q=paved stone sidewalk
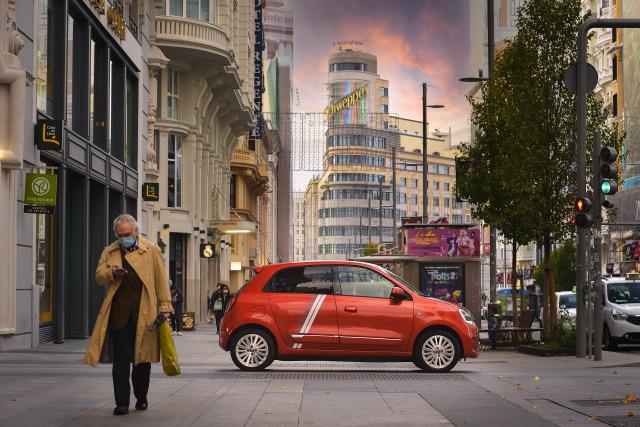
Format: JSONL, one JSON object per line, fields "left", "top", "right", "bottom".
{"left": 0, "top": 324, "right": 639, "bottom": 426}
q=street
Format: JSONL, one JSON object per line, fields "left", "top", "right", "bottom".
{"left": 1, "top": 324, "right": 639, "bottom": 427}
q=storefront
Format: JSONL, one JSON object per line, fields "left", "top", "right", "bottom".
{"left": 35, "top": 0, "right": 143, "bottom": 342}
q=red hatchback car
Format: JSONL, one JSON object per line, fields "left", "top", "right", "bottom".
{"left": 219, "top": 261, "right": 479, "bottom": 372}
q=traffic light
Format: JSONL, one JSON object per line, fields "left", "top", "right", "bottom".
{"left": 600, "top": 147, "right": 618, "bottom": 196}
{"left": 575, "top": 196, "right": 592, "bottom": 228}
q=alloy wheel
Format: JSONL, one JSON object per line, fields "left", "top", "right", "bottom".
{"left": 421, "top": 334, "right": 456, "bottom": 370}
{"left": 235, "top": 333, "right": 269, "bottom": 368}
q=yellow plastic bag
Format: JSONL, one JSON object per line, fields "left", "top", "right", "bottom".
{"left": 159, "top": 321, "right": 181, "bottom": 376}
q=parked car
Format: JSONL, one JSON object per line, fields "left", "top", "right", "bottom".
{"left": 219, "top": 261, "right": 479, "bottom": 372}
{"left": 540, "top": 291, "right": 577, "bottom": 329}
{"left": 603, "top": 275, "right": 640, "bottom": 350}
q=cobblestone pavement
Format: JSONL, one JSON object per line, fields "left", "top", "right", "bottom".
{"left": 1, "top": 324, "right": 639, "bottom": 427}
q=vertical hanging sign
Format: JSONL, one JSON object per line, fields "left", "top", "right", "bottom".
{"left": 251, "top": 0, "right": 264, "bottom": 139}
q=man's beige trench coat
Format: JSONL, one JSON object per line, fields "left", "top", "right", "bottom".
{"left": 84, "top": 237, "right": 172, "bottom": 367}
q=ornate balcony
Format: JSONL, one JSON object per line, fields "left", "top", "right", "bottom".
{"left": 154, "top": 15, "right": 232, "bottom": 64}
{"left": 231, "top": 148, "right": 257, "bottom": 170}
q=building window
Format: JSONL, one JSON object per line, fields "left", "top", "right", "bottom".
{"left": 381, "top": 87, "right": 388, "bottom": 97}
{"left": 168, "top": 134, "right": 183, "bottom": 208}
{"left": 444, "top": 182, "right": 450, "bottom": 192}
{"left": 167, "top": 0, "right": 214, "bottom": 22}
{"left": 36, "top": 0, "right": 61, "bottom": 116}
{"left": 167, "top": 68, "right": 180, "bottom": 120}
{"left": 383, "top": 121, "right": 389, "bottom": 129}
{"left": 433, "top": 181, "right": 440, "bottom": 190}
{"left": 230, "top": 174, "right": 237, "bottom": 209}
{"left": 613, "top": 55, "right": 617, "bottom": 81}
{"left": 65, "top": 15, "right": 75, "bottom": 129}
{"left": 613, "top": 93, "right": 618, "bottom": 117}
{"left": 381, "top": 104, "right": 389, "bottom": 113}
{"left": 400, "top": 177, "right": 407, "bottom": 187}
{"left": 125, "top": 72, "right": 138, "bottom": 167}
{"left": 412, "top": 195, "right": 418, "bottom": 205}
{"left": 411, "top": 179, "right": 418, "bottom": 188}
{"left": 433, "top": 197, "right": 440, "bottom": 207}
{"left": 465, "top": 215, "right": 471, "bottom": 223}
{"left": 329, "top": 62, "right": 367, "bottom": 72}
{"left": 444, "top": 198, "right": 450, "bottom": 208}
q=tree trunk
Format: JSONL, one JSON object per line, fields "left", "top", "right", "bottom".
{"left": 543, "top": 235, "right": 551, "bottom": 339}
{"left": 511, "top": 239, "right": 518, "bottom": 327}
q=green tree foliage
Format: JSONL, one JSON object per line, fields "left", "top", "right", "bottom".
{"left": 533, "top": 240, "right": 576, "bottom": 292}
{"left": 361, "top": 243, "right": 378, "bottom": 256}
{"left": 456, "top": 0, "right": 619, "bottom": 335}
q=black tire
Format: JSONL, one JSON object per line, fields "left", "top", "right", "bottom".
{"left": 230, "top": 328, "right": 275, "bottom": 371}
{"left": 412, "top": 329, "right": 460, "bottom": 373}
{"left": 603, "top": 325, "right": 618, "bottom": 351}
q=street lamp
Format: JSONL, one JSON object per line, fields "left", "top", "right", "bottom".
{"left": 422, "top": 83, "right": 445, "bottom": 225}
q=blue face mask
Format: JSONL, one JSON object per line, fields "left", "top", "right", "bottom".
{"left": 118, "top": 236, "right": 136, "bottom": 249}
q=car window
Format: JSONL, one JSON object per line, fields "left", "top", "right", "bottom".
{"left": 607, "top": 282, "right": 640, "bottom": 304}
{"left": 337, "top": 266, "right": 395, "bottom": 299}
{"left": 558, "top": 294, "right": 576, "bottom": 309}
{"left": 263, "top": 266, "right": 334, "bottom": 294}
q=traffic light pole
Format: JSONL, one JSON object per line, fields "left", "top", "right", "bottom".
{"left": 577, "top": 18, "right": 640, "bottom": 359}
{"left": 488, "top": 0, "right": 497, "bottom": 304}
{"left": 592, "top": 132, "right": 603, "bottom": 361}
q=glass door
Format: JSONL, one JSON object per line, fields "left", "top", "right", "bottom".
{"left": 37, "top": 213, "right": 55, "bottom": 324}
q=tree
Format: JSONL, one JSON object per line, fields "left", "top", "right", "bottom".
{"left": 534, "top": 240, "right": 576, "bottom": 292}
{"left": 361, "top": 243, "right": 378, "bottom": 256}
{"left": 457, "top": 0, "right": 619, "bottom": 336}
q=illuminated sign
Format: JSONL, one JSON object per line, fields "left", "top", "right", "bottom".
{"left": 35, "top": 119, "right": 63, "bottom": 151}
{"left": 142, "top": 183, "right": 159, "bottom": 201}
{"left": 324, "top": 85, "right": 368, "bottom": 118}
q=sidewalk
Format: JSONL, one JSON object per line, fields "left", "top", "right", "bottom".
{"left": 0, "top": 323, "right": 638, "bottom": 426}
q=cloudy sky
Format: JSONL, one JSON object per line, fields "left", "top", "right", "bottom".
{"left": 289, "top": 0, "right": 473, "bottom": 142}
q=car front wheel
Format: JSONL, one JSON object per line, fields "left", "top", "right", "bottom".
{"left": 230, "top": 328, "right": 275, "bottom": 371}
{"left": 413, "top": 329, "right": 460, "bottom": 373}
{"left": 603, "top": 325, "right": 618, "bottom": 351}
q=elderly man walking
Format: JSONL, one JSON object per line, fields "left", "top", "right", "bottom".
{"left": 84, "top": 214, "right": 172, "bottom": 415}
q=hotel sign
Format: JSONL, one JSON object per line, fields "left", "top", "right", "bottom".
{"left": 325, "top": 85, "right": 368, "bottom": 118}
{"left": 34, "top": 119, "right": 63, "bottom": 151}
{"left": 250, "top": 0, "right": 264, "bottom": 139}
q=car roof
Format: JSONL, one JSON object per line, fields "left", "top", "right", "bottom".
{"left": 604, "top": 277, "right": 640, "bottom": 283}
{"left": 263, "top": 260, "right": 386, "bottom": 271}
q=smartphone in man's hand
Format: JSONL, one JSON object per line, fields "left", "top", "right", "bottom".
{"left": 113, "top": 265, "right": 128, "bottom": 277}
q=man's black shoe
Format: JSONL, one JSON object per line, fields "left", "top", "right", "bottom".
{"left": 135, "top": 400, "right": 148, "bottom": 411}
{"left": 113, "top": 406, "right": 129, "bottom": 415}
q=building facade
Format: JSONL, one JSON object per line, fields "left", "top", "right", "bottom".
{"left": 292, "top": 192, "right": 305, "bottom": 261}
{"left": 264, "top": 0, "right": 293, "bottom": 262}
{"left": 311, "top": 48, "right": 473, "bottom": 260}
{"left": 147, "top": 0, "right": 259, "bottom": 316}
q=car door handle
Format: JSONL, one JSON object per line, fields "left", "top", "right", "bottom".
{"left": 344, "top": 306, "right": 357, "bottom": 313}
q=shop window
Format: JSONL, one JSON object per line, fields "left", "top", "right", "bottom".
{"left": 36, "top": 213, "right": 55, "bottom": 324}
{"left": 168, "top": 134, "right": 183, "bottom": 208}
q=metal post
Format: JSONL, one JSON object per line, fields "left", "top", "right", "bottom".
{"left": 422, "top": 83, "right": 428, "bottom": 224}
{"left": 593, "top": 131, "right": 603, "bottom": 361}
{"left": 488, "top": 0, "right": 497, "bottom": 304}
{"left": 392, "top": 146, "right": 397, "bottom": 248}
{"left": 379, "top": 177, "right": 383, "bottom": 244}
{"left": 575, "top": 19, "right": 640, "bottom": 358}
{"left": 368, "top": 194, "right": 372, "bottom": 244}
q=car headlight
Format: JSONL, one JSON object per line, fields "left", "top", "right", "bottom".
{"left": 459, "top": 308, "right": 475, "bottom": 324}
{"left": 612, "top": 310, "right": 628, "bottom": 321}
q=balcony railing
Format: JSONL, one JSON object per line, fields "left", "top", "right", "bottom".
{"left": 154, "top": 15, "right": 230, "bottom": 57}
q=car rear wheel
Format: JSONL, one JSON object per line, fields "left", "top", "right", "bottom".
{"left": 603, "top": 325, "right": 618, "bottom": 351}
{"left": 413, "top": 329, "right": 460, "bottom": 373}
{"left": 230, "top": 328, "right": 275, "bottom": 371}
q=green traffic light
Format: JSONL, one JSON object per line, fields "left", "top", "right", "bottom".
{"left": 601, "top": 181, "right": 611, "bottom": 194}
{"left": 601, "top": 179, "right": 618, "bottom": 195}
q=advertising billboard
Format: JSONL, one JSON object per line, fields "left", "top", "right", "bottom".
{"left": 406, "top": 227, "right": 480, "bottom": 257}
{"left": 421, "top": 263, "right": 465, "bottom": 306}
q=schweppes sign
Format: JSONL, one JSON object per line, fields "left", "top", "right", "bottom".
{"left": 324, "top": 85, "right": 368, "bottom": 118}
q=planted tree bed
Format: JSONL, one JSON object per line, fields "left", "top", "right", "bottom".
{"left": 518, "top": 345, "right": 576, "bottom": 357}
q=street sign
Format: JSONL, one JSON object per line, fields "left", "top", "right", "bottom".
{"left": 34, "top": 119, "right": 64, "bottom": 151}
{"left": 563, "top": 62, "right": 598, "bottom": 93}
{"left": 142, "top": 183, "right": 159, "bottom": 201}
{"left": 24, "top": 173, "right": 58, "bottom": 214}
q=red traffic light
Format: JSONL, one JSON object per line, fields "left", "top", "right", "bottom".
{"left": 575, "top": 197, "right": 591, "bottom": 212}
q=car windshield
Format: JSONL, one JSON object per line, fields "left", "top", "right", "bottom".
{"left": 607, "top": 281, "right": 640, "bottom": 304}
{"left": 558, "top": 294, "right": 576, "bottom": 309}
{"left": 374, "top": 266, "right": 425, "bottom": 297}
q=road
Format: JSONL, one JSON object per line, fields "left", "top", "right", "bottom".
{"left": 0, "top": 324, "right": 639, "bottom": 427}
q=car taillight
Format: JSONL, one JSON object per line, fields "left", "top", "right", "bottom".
{"left": 225, "top": 294, "right": 238, "bottom": 313}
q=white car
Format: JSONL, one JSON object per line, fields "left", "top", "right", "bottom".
{"left": 603, "top": 276, "right": 640, "bottom": 350}
{"left": 540, "top": 291, "right": 576, "bottom": 328}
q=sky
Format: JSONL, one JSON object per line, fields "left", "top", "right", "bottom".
{"left": 288, "top": 0, "right": 473, "bottom": 143}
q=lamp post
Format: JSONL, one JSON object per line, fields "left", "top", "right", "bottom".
{"left": 422, "top": 83, "right": 444, "bottom": 224}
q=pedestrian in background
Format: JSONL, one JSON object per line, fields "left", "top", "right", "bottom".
{"left": 84, "top": 214, "right": 172, "bottom": 416}
{"left": 210, "top": 283, "right": 231, "bottom": 334}
{"left": 170, "top": 285, "right": 184, "bottom": 336}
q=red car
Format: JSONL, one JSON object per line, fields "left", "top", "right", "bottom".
{"left": 219, "top": 261, "right": 479, "bottom": 372}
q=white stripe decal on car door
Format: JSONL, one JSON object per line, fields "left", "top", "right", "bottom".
{"left": 294, "top": 294, "right": 326, "bottom": 349}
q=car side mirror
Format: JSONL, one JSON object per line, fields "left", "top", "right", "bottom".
{"left": 390, "top": 287, "right": 405, "bottom": 300}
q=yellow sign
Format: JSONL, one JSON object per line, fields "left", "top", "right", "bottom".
{"left": 324, "top": 85, "right": 368, "bottom": 118}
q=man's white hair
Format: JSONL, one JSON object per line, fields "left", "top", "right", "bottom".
{"left": 113, "top": 214, "right": 139, "bottom": 234}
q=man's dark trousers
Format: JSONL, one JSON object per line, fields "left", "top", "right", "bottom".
{"left": 111, "top": 319, "right": 150, "bottom": 407}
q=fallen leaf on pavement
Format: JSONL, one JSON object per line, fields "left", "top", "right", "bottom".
{"left": 265, "top": 411, "right": 272, "bottom": 415}
{"left": 627, "top": 395, "right": 637, "bottom": 402}
{"left": 533, "top": 405, "right": 538, "bottom": 409}
{"left": 596, "top": 379, "right": 604, "bottom": 383}
{"left": 628, "top": 411, "right": 634, "bottom": 417}
{"left": 533, "top": 376, "right": 540, "bottom": 381}
{"left": 517, "top": 386, "right": 525, "bottom": 391}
